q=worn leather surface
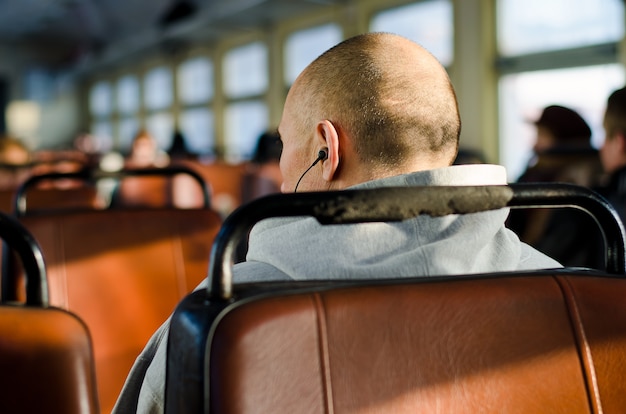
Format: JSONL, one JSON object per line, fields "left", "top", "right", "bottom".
{"left": 560, "top": 276, "right": 626, "bottom": 413}
{"left": 0, "top": 306, "right": 99, "bottom": 414}
{"left": 209, "top": 274, "right": 626, "bottom": 413}
{"left": 20, "top": 207, "right": 221, "bottom": 413}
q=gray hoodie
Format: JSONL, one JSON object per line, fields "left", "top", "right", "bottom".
{"left": 236, "top": 164, "right": 561, "bottom": 282}
{"left": 113, "top": 164, "right": 561, "bottom": 414}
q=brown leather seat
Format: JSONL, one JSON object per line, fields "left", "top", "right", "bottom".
{"left": 0, "top": 188, "right": 15, "bottom": 213}
{"left": 165, "top": 183, "right": 626, "bottom": 413}
{"left": 0, "top": 306, "right": 99, "bottom": 414}
{"left": 17, "top": 185, "right": 104, "bottom": 212}
{"left": 113, "top": 174, "right": 208, "bottom": 209}
{"left": 564, "top": 275, "right": 626, "bottom": 412}
{"left": 205, "top": 272, "right": 626, "bottom": 414}
{"left": 10, "top": 165, "right": 212, "bottom": 214}
{"left": 176, "top": 160, "right": 247, "bottom": 216}
{"left": 15, "top": 207, "right": 221, "bottom": 413}
{"left": 0, "top": 209, "right": 98, "bottom": 414}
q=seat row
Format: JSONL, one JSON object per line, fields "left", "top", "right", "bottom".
{"left": 0, "top": 165, "right": 231, "bottom": 413}
{"left": 166, "top": 183, "right": 626, "bottom": 413}
{"left": 2, "top": 183, "right": 626, "bottom": 413}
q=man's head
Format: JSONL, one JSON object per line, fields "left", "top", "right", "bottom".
{"left": 601, "top": 86, "right": 626, "bottom": 174}
{"left": 278, "top": 32, "right": 460, "bottom": 192}
{"left": 531, "top": 105, "right": 592, "bottom": 153}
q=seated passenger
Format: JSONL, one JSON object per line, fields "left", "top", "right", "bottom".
{"left": 0, "top": 135, "right": 31, "bottom": 190}
{"left": 241, "top": 129, "right": 283, "bottom": 204}
{"left": 507, "top": 105, "right": 605, "bottom": 268}
{"left": 113, "top": 32, "right": 561, "bottom": 414}
{"left": 598, "top": 86, "right": 626, "bottom": 221}
{"left": 0, "top": 135, "right": 30, "bottom": 166}
{"left": 126, "top": 129, "right": 169, "bottom": 168}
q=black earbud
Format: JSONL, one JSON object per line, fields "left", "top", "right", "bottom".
{"left": 294, "top": 148, "right": 329, "bottom": 192}
{"left": 318, "top": 148, "right": 328, "bottom": 161}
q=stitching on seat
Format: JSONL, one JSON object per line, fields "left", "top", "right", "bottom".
{"left": 555, "top": 275, "right": 603, "bottom": 414}
{"left": 313, "top": 292, "right": 334, "bottom": 414}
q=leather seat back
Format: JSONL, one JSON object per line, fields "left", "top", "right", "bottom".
{"left": 0, "top": 306, "right": 99, "bottom": 414}
{"left": 166, "top": 183, "right": 626, "bottom": 413}
{"left": 207, "top": 274, "right": 609, "bottom": 414}
{"left": 16, "top": 207, "right": 221, "bottom": 413}
{"left": 0, "top": 210, "right": 98, "bottom": 414}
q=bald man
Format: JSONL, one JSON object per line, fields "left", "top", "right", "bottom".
{"left": 113, "top": 33, "right": 561, "bottom": 414}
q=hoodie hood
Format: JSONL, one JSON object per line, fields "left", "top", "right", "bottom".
{"left": 237, "top": 164, "right": 561, "bottom": 282}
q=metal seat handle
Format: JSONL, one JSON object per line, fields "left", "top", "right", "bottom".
{"left": 0, "top": 212, "right": 47, "bottom": 306}
{"left": 207, "top": 183, "right": 626, "bottom": 301}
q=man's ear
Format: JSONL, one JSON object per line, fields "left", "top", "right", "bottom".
{"left": 316, "top": 120, "right": 340, "bottom": 182}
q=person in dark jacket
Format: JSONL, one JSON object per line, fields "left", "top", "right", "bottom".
{"left": 599, "top": 86, "right": 626, "bottom": 222}
{"left": 507, "top": 105, "right": 605, "bottom": 268}
{"left": 516, "top": 105, "right": 604, "bottom": 187}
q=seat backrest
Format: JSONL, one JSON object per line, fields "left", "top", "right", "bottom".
{"left": 17, "top": 185, "right": 103, "bottom": 213}
{"left": 176, "top": 160, "right": 246, "bottom": 216}
{"left": 204, "top": 272, "right": 626, "bottom": 414}
{"left": 0, "top": 210, "right": 98, "bottom": 414}
{"left": 14, "top": 207, "right": 221, "bottom": 413}
{"left": 0, "top": 189, "right": 15, "bottom": 213}
{"left": 111, "top": 166, "right": 211, "bottom": 210}
{"left": 0, "top": 306, "right": 100, "bottom": 414}
{"left": 165, "top": 183, "right": 626, "bottom": 413}
{"left": 13, "top": 165, "right": 212, "bottom": 214}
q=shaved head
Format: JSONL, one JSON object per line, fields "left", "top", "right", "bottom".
{"left": 290, "top": 32, "right": 460, "bottom": 173}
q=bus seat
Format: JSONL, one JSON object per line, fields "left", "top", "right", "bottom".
{"left": 176, "top": 160, "right": 247, "bottom": 216}
{"left": 111, "top": 166, "right": 211, "bottom": 210}
{"left": 13, "top": 165, "right": 212, "bottom": 214}
{"left": 11, "top": 207, "right": 221, "bottom": 413}
{"left": 113, "top": 175, "right": 172, "bottom": 208}
{"left": 165, "top": 183, "right": 626, "bottom": 413}
{"left": 0, "top": 306, "right": 100, "bottom": 414}
{"left": 17, "top": 185, "right": 104, "bottom": 213}
{"left": 0, "top": 211, "right": 98, "bottom": 414}
{"left": 563, "top": 275, "right": 626, "bottom": 412}
{"left": 0, "top": 189, "right": 14, "bottom": 213}
{"left": 12, "top": 169, "right": 108, "bottom": 215}
{"left": 202, "top": 272, "right": 626, "bottom": 413}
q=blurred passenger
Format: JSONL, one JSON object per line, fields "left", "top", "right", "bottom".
{"left": 516, "top": 105, "right": 604, "bottom": 186}
{"left": 167, "top": 130, "right": 196, "bottom": 162}
{"left": 236, "top": 129, "right": 283, "bottom": 261}
{"left": 598, "top": 86, "right": 626, "bottom": 221}
{"left": 126, "top": 129, "right": 169, "bottom": 168}
{"left": 241, "top": 129, "right": 283, "bottom": 203}
{"left": 0, "top": 135, "right": 31, "bottom": 190}
{"left": 0, "top": 135, "right": 30, "bottom": 166}
{"left": 507, "top": 105, "right": 604, "bottom": 268}
{"left": 114, "top": 129, "right": 172, "bottom": 208}
{"left": 74, "top": 131, "right": 104, "bottom": 168}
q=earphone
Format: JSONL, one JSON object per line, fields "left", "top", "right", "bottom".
{"left": 294, "top": 148, "right": 329, "bottom": 192}
{"left": 317, "top": 148, "right": 328, "bottom": 162}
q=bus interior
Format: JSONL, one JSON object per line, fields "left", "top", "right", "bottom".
{"left": 0, "top": 0, "right": 625, "bottom": 413}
